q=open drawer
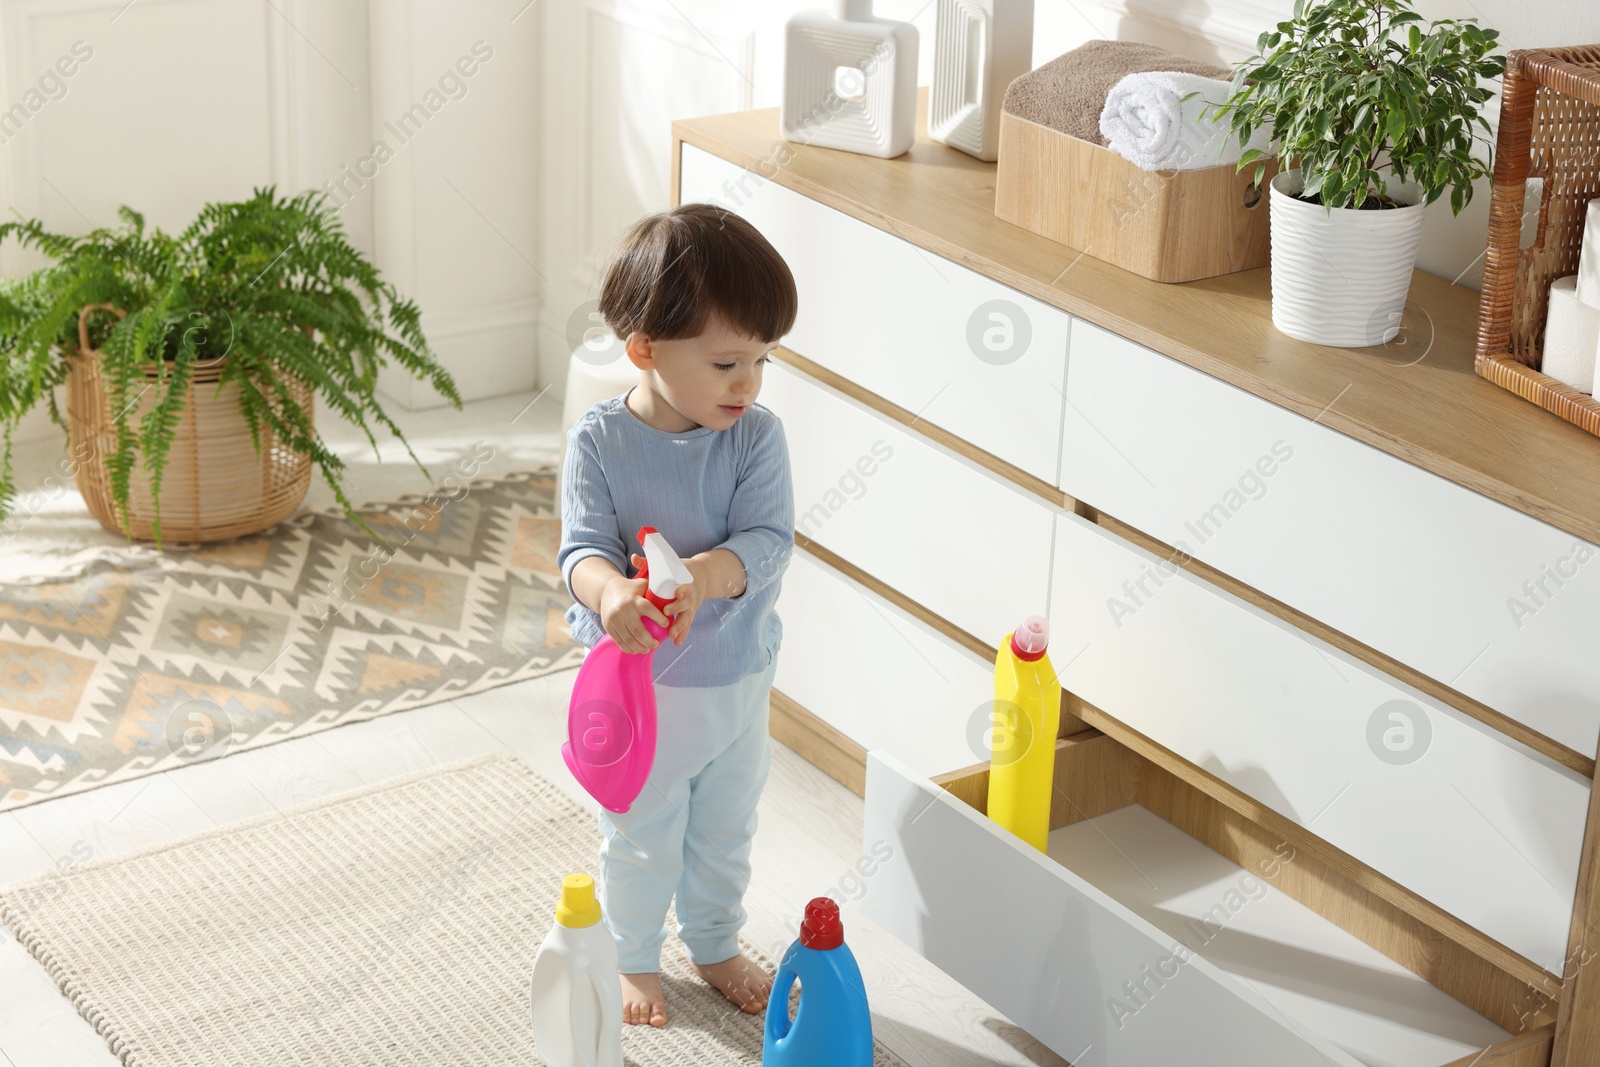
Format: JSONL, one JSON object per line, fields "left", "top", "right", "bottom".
{"left": 861, "top": 734, "right": 1547, "bottom": 1067}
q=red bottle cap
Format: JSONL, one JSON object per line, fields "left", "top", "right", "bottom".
{"left": 800, "top": 897, "right": 843, "bottom": 950}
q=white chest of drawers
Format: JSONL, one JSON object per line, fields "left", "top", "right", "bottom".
{"left": 674, "top": 94, "right": 1600, "bottom": 1067}
{"left": 1060, "top": 318, "right": 1600, "bottom": 758}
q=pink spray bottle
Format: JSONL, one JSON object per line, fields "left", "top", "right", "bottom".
{"left": 562, "top": 525, "right": 693, "bottom": 814}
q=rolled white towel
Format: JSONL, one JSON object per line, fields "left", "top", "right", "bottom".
{"left": 1099, "top": 70, "right": 1272, "bottom": 171}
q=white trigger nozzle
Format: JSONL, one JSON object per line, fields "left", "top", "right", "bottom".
{"left": 642, "top": 531, "right": 694, "bottom": 599}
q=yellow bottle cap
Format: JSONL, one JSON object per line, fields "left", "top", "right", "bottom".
{"left": 554, "top": 872, "right": 603, "bottom": 928}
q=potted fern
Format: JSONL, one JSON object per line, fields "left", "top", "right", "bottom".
{"left": 1205, "top": 0, "right": 1504, "bottom": 346}
{"left": 0, "top": 186, "right": 461, "bottom": 545}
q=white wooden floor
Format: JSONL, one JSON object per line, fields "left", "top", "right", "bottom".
{"left": 0, "top": 387, "right": 1067, "bottom": 1067}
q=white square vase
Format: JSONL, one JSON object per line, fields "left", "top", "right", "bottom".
{"left": 781, "top": 0, "right": 919, "bottom": 159}
{"left": 929, "top": 0, "right": 1034, "bottom": 162}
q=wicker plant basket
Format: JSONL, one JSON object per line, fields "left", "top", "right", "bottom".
{"left": 64, "top": 303, "right": 314, "bottom": 543}
{"left": 1475, "top": 45, "right": 1600, "bottom": 437}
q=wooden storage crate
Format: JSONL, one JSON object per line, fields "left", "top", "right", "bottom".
{"left": 993, "top": 109, "right": 1277, "bottom": 284}
{"left": 1475, "top": 45, "right": 1600, "bottom": 437}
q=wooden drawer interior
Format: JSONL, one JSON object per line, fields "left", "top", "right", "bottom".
{"left": 1049, "top": 512, "right": 1587, "bottom": 976}
{"left": 932, "top": 729, "right": 1555, "bottom": 1065}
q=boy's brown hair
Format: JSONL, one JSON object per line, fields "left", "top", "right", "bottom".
{"left": 598, "top": 202, "right": 798, "bottom": 346}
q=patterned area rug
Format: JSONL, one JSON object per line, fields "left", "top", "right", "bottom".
{"left": 0, "top": 752, "right": 910, "bottom": 1067}
{"left": 0, "top": 468, "right": 586, "bottom": 812}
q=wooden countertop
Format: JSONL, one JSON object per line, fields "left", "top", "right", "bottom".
{"left": 672, "top": 88, "right": 1600, "bottom": 546}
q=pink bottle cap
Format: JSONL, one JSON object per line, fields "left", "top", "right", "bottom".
{"left": 1009, "top": 615, "right": 1049, "bottom": 661}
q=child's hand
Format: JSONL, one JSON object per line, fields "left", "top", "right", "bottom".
{"left": 662, "top": 556, "right": 708, "bottom": 647}
{"left": 598, "top": 558, "right": 671, "bottom": 654}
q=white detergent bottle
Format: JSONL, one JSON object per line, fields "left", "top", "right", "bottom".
{"left": 530, "top": 873, "right": 622, "bottom": 1067}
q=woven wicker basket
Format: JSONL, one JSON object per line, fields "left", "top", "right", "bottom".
{"left": 64, "top": 303, "right": 314, "bottom": 543}
{"left": 1475, "top": 45, "right": 1600, "bottom": 437}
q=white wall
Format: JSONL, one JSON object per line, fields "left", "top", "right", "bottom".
{"left": 364, "top": 0, "right": 541, "bottom": 410}
{"left": 0, "top": 0, "right": 537, "bottom": 445}
{"left": 536, "top": 0, "right": 1600, "bottom": 412}
{"left": 3, "top": 0, "right": 1596, "bottom": 446}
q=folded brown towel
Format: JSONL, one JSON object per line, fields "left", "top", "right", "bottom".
{"left": 1002, "top": 40, "right": 1233, "bottom": 145}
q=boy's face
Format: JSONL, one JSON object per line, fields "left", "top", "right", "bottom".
{"left": 625, "top": 311, "right": 776, "bottom": 431}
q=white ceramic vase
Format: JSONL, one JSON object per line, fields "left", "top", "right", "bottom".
{"left": 782, "top": 0, "right": 919, "bottom": 159}
{"left": 928, "top": 0, "right": 1034, "bottom": 162}
{"left": 1268, "top": 169, "right": 1428, "bottom": 347}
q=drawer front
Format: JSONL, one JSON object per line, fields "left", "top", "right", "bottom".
{"left": 772, "top": 548, "right": 992, "bottom": 779}
{"left": 1051, "top": 512, "right": 1589, "bottom": 974}
{"left": 679, "top": 143, "right": 1070, "bottom": 485}
{"left": 1061, "top": 319, "right": 1600, "bottom": 756}
{"left": 862, "top": 751, "right": 1367, "bottom": 1067}
{"left": 762, "top": 361, "right": 1054, "bottom": 646}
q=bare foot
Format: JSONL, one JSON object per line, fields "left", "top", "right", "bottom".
{"left": 619, "top": 971, "right": 667, "bottom": 1027}
{"left": 689, "top": 952, "right": 773, "bottom": 1014}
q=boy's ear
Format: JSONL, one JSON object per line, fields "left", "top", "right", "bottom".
{"left": 624, "top": 330, "right": 654, "bottom": 369}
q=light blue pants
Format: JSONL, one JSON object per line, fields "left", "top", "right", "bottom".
{"left": 595, "top": 646, "right": 778, "bottom": 973}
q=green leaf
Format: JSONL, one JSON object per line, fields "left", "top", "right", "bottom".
{"left": 1386, "top": 107, "right": 1406, "bottom": 142}
{"left": 0, "top": 184, "right": 462, "bottom": 542}
{"left": 1047, "top": 0, "right": 1501, "bottom": 257}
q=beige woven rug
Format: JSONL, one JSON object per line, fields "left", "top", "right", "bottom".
{"left": 0, "top": 467, "right": 588, "bottom": 812}
{"left": 0, "top": 752, "right": 910, "bottom": 1067}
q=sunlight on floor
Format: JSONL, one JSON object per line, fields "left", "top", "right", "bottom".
{"left": 0, "top": 387, "right": 566, "bottom": 580}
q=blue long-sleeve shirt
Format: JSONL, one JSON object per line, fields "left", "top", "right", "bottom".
{"left": 557, "top": 386, "right": 795, "bottom": 688}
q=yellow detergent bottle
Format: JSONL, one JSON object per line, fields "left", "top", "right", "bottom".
{"left": 986, "top": 614, "right": 1058, "bottom": 852}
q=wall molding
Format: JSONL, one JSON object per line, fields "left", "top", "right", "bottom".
{"left": 0, "top": 0, "right": 303, "bottom": 263}
{"left": 421, "top": 295, "right": 543, "bottom": 342}
{"left": 263, "top": 0, "right": 319, "bottom": 192}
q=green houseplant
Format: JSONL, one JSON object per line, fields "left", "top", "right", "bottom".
{"left": 1203, "top": 0, "right": 1505, "bottom": 346}
{"left": 0, "top": 186, "right": 461, "bottom": 544}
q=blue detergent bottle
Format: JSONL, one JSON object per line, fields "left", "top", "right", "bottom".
{"left": 763, "top": 897, "right": 874, "bottom": 1067}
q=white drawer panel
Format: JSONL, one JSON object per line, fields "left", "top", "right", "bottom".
{"left": 680, "top": 143, "right": 1069, "bottom": 485}
{"left": 771, "top": 548, "right": 991, "bottom": 779}
{"left": 1061, "top": 319, "right": 1600, "bottom": 756}
{"left": 864, "top": 752, "right": 1369, "bottom": 1066}
{"left": 864, "top": 752, "right": 1510, "bottom": 1066}
{"left": 1051, "top": 512, "right": 1588, "bottom": 974}
{"left": 762, "top": 361, "right": 1053, "bottom": 646}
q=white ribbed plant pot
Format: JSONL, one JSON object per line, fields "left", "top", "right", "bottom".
{"left": 1268, "top": 169, "right": 1427, "bottom": 347}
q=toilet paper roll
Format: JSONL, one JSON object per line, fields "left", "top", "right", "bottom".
{"left": 1579, "top": 200, "right": 1600, "bottom": 308}
{"left": 1542, "top": 275, "right": 1600, "bottom": 394}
